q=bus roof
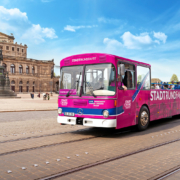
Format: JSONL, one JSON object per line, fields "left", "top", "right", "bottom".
{"left": 60, "top": 53, "right": 151, "bottom": 67}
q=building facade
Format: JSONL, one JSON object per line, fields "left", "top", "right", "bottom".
{"left": 0, "top": 32, "right": 59, "bottom": 93}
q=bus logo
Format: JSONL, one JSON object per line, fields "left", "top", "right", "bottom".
{"left": 61, "top": 99, "right": 68, "bottom": 106}
{"left": 77, "top": 108, "right": 83, "bottom": 115}
{"left": 124, "top": 100, "right": 131, "bottom": 109}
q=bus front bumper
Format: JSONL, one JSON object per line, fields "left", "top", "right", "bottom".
{"left": 57, "top": 116, "right": 116, "bottom": 128}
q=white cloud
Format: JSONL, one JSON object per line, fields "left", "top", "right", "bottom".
{"left": 0, "top": 6, "right": 58, "bottom": 44}
{"left": 103, "top": 38, "right": 123, "bottom": 52}
{"left": 42, "top": 27, "right": 58, "bottom": 39}
{"left": 103, "top": 38, "right": 122, "bottom": 46}
{"left": 121, "top": 31, "right": 158, "bottom": 49}
{"left": 98, "top": 17, "right": 120, "bottom": 24}
{"left": 0, "top": 6, "right": 27, "bottom": 21}
{"left": 0, "top": 21, "right": 16, "bottom": 32}
{"left": 22, "top": 24, "right": 58, "bottom": 44}
{"left": 64, "top": 25, "right": 98, "bottom": 32}
{"left": 154, "top": 40, "right": 160, "bottom": 44}
{"left": 64, "top": 25, "right": 76, "bottom": 32}
{"left": 153, "top": 32, "right": 167, "bottom": 43}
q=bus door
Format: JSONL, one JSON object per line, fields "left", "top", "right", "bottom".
{"left": 116, "top": 61, "right": 136, "bottom": 129}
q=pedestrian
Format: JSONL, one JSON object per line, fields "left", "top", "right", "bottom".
{"left": 43, "top": 92, "right": 46, "bottom": 100}
{"left": 48, "top": 93, "right": 50, "bottom": 100}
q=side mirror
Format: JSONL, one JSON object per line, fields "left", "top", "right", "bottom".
{"left": 119, "top": 64, "right": 125, "bottom": 76}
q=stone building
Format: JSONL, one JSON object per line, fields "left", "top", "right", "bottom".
{"left": 151, "top": 78, "right": 162, "bottom": 83}
{"left": 0, "top": 32, "right": 59, "bottom": 93}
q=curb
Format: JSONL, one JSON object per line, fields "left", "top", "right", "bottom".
{"left": 0, "top": 109, "right": 57, "bottom": 113}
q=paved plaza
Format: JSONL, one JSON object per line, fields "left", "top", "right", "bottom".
{"left": 0, "top": 93, "right": 58, "bottom": 112}
{"left": 1, "top": 96, "right": 180, "bottom": 179}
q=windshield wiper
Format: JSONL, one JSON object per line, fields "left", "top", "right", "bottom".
{"left": 86, "top": 82, "right": 96, "bottom": 98}
{"left": 66, "top": 72, "right": 81, "bottom": 97}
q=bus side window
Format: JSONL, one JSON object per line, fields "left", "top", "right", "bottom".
{"left": 137, "top": 66, "right": 150, "bottom": 90}
{"left": 118, "top": 62, "right": 135, "bottom": 89}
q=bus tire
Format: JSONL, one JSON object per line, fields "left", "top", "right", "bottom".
{"left": 137, "top": 106, "right": 149, "bottom": 131}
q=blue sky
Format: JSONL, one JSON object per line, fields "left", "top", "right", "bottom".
{"left": 0, "top": 0, "right": 180, "bottom": 80}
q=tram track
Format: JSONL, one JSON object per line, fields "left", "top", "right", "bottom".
{"left": 2, "top": 118, "right": 180, "bottom": 179}
{"left": 1, "top": 115, "right": 178, "bottom": 144}
{"left": 150, "top": 165, "right": 180, "bottom": 180}
{"left": 0, "top": 128, "right": 130, "bottom": 157}
{"left": 39, "top": 137, "right": 180, "bottom": 180}
{"left": 0, "top": 135, "right": 97, "bottom": 156}
{"left": 1, "top": 117, "right": 180, "bottom": 161}
{"left": 0, "top": 128, "right": 89, "bottom": 144}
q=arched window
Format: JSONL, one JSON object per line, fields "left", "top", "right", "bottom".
{"left": 26, "top": 66, "right": 29, "bottom": 74}
{"left": 33, "top": 81, "right": 35, "bottom": 85}
{"left": 19, "top": 81, "right": 23, "bottom": 85}
{"left": 27, "top": 81, "right": 29, "bottom": 85}
{"left": 11, "top": 64, "right": 15, "bottom": 73}
{"left": 32, "top": 66, "right": 35, "bottom": 74}
{"left": 19, "top": 65, "right": 23, "bottom": 74}
{"left": 11, "top": 80, "right": 15, "bottom": 85}
{"left": 2, "top": 63, "right": 7, "bottom": 71}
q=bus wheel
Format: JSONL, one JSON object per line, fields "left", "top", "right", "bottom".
{"left": 137, "top": 106, "right": 149, "bottom": 131}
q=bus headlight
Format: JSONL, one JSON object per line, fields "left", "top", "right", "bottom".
{"left": 103, "top": 110, "right": 109, "bottom": 118}
{"left": 58, "top": 108, "right": 62, "bottom": 114}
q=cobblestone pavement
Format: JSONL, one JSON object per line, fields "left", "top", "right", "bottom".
{"left": 0, "top": 111, "right": 57, "bottom": 122}
{"left": 0, "top": 93, "right": 58, "bottom": 112}
{"left": 56, "top": 140, "right": 180, "bottom": 180}
{"left": 0, "top": 110, "right": 86, "bottom": 141}
{"left": 164, "top": 170, "right": 180, "bottom": 180}
{"left": 1, "top": 116, "right": 180, "bottom": 179}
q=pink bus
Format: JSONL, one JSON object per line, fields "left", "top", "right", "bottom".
{"left": 57, "top": 53, "right": 180, "bottom": 130}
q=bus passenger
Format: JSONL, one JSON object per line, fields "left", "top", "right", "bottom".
{"left": 123, "top": 71, "right": 133, "bottom": 88}
{"left": 163, "top": 83, "right": 168, "bottom": 89}
{"left": 154, "top": 83, "right": 159, "bottom": 89}
{"left": 169, "top": 85, "right": 174, "bottom": 90}
{"left": 160, "top": 82, "right": 164, "bottom": 89}
{"left": 118, "top": 75, "right": 127, "bottom": 91}
{"left": 177, "top": 82, "right": 180, "bottom": 89}
{"left": 156, "top": 82, "right": 160, "bottom": 89}
{"left": 171, "top": 81, "right": 175, "bottom": 89}
{"left": 110, "top": 75, "right": 127, "bottom": 91}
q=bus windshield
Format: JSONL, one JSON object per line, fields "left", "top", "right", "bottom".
{"left": 83, "top": 63, "right": 116, "bottom": 96}
{"left": 60, "top": 66, "right": 83, "bottom": 96}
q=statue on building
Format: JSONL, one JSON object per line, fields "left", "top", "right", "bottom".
{"left": 0, "top": 46, "right": 17, "bottom": 98}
